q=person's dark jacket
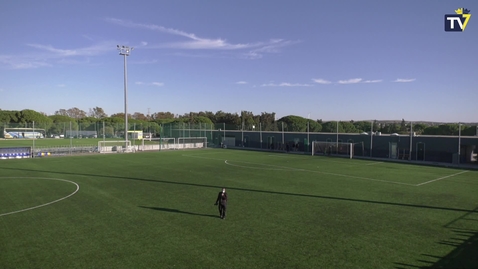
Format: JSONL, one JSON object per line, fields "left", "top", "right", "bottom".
{"left": 215, "top": 192, "right": 228, "bottom": 205}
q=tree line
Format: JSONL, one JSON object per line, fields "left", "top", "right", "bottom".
{"left": 0, "top": 107, "right": 476, "bottom": 136}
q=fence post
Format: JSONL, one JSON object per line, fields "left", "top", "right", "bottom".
{"left": 32, "top": 121, "right": 35, "bottom": 157}
{"left": 260, "top": 122, "right": 262, "bottom": 149}
{"left": 458, "top": 123, "right": 462, "bottom": 164}
{"left": 409, "top": 121, "right": 413, "bottom": 161}
{"left": 282, "top": 122, "right": 284, "bottom": 145}
{"left": 370, "top": 121, "right": 373, "bottom": 157}
{"left": 70, "top": 121, "right": 72, "bottom": 155}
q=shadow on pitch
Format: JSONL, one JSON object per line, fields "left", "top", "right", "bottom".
{"left": 138, "top": 206, "right": 218, "bottom": 218}
{"left": 394, "top": 208, "right": 478, "bottom": 269}
{"left": 394, "top": 229, "right": 478, "bottom": 269}
{"left": 0, "top": 166, "right": 475, "bottom": 214}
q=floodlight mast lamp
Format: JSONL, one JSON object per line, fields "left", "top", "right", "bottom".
{"left": 117, "top": 45, "right": 133, "bottom": 145}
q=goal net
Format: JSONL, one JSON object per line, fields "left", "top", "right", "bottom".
{"left": 98, "top": 141, "right": 133, "bottom": 153}
{"left": 311, "top": 141, "right": 359, "bottom": 159}
{"left": 140, "top": 137, "right": 176, "bottom": 151}
{"left": 177, "top": 137, "right": 207, "bottom": 150}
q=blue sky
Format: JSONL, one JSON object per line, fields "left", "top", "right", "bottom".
{"left": 0, "top": 0, "right": 476, "bottom": 122}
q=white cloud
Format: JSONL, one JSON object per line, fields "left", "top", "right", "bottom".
{"left": 394, "top": 78, "right": 416, "bottom": 83}
{"left": 141, "top": 41, "right": 148, "bottom": 46}
{"left": 27, "top": 42, "right": 113, "bottom": 57}
{"left": 105, "top": 18, "right": 298, "bottom": 58}
{"left": 0, "top": 41, "right": 117, "bottom": 69}
{"left": 312, "top": 78, "right": 332, "bottom": 84}
{"left": 363, "top": 79, "right": 382, "bottom": 83}
{"left": 261, "top": 82, "right": 312, "bottom": 87}
{"left": 236, "top": 81, "right": 247, "bottom": 85}
{"left": 136, "top": 81, "right": 164, "bottom": 87}
{"left": 338, "top": 78, "right": 363, "bottom": 84}
{"left": 151, "top": 82, "right": 164, "bottom": 87}
{"left": 242, "top": 39, "right": 301, "bottom": 59}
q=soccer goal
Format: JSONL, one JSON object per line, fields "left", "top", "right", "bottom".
{"left": 311, "top": 141, "right": 359, "bottom": 159}
{"left": 98, "top": 141, "right": 133, "bottom": 153}
{"left": 140, "top": 137, "right": 176, "bottom": 151}
{"left": 177, "top": 137, "right": 207, "bottom": 150}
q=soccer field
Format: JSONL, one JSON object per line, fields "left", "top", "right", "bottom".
{"left": 0, "top": 149, "right": 477, "bottom": 268}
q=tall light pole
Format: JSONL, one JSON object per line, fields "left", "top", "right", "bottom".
{"left": 117, "top": 45, "right": 133, "bottom": 145}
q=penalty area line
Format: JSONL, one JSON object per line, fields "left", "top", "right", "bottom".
{"left": 416, "top": 170, "right": 470, "bottom": 186}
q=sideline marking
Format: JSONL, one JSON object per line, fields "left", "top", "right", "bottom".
{"left": 0, "top": 177, "right": 80, "bottom": 217}
{"left": 416, "top": 171, "right": 470, "bottom": 186}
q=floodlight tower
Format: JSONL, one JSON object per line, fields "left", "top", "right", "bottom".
{"left": 117, "top": 45, "right": 134, "bottom": 145}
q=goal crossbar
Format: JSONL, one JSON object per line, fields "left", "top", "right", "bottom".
{"left": 312, "top": 141, "right": 361, "bottom": 159}
{"left": 140, "top": 137, "right": 176, "bottom": 151}
{"left": 98, "top": 140, "right": 132, "bottom": 153}
{"left": 177, "top": 137, "right": 207, "bottom": 150}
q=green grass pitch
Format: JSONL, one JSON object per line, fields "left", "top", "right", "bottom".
{"left": 0, "top": 149, "right": 477, "bottom": 268}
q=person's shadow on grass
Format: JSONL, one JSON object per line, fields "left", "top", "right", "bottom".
{"left": 138, "top": 206, "right": 219, "bottom": 218}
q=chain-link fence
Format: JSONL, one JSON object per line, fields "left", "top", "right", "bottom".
{"left": 1, "top": 121, "right": 478, "bottom": 165}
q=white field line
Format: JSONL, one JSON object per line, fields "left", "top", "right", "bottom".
{"left": 224, "top": 160, "right": 299, "bottom": 171}
{"left": 222, "top": 159, "right": 415, "bottom": 186}
{"left": 267, "top": 154, "right": 386, "bottom": 167}
{"left": 0, "top": 177, "right": 80, "bottom": 217}
{"left": 416, "top": 171, "right": 470, "bottom": 186}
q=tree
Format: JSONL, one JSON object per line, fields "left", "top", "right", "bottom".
{"left": 15, "top": 109, "right": 53, "bottom": 130}
{"left": 151, "top": 112, "right": 175, "bottom": 120}
{"left": 99, "top": 126, "right": 115, "bottom": 138}
{"left": 309, "top": 120, "right": 322, "bottom": 132}
{"left": 400, "top": 119, "right": 407, "bottom": 133}
{"left": 54, "top": 109, "right": 69, "bottom": 117}
{"left": 353, "top": 121, "right": 372, "bottom": 132}
{"left": 240, "top": 111, "right": 256, "bottom": 130}
{"left": 48, "top": 115, "right": 77, "bottom": 135}
{"left": 110, "top": 113, "right": 132, "bottom": 119}
{"left": 0, "top": 110, "right": 19, "bottom": 123}
{"left": 321, "top": 121, "right": 344, "bottom": 133}
{"left": 88, "top": 107, "right": 107, "bottom": 118}
{"left": 57, "top": 107, "right": 87, "bottom": 119}
{"left": 411, "top": 123, "right": 428, "bottom": 135}
{"left": 260, "top": 112, "right": 277, "bottom": 131}
{"left": 132, "top": 112, "right": 148, "bottom": 121}
{"left": 423, "top": 124, "right": 461, "bottom": 136}
{"left": 340, "top": 121, "right": 358, "bottom": 133}
{"left": 277, "top": 115, "right": 308, "bottom": 132}
{"left": 193, "top": 116, "right": 213, "bottom": 124}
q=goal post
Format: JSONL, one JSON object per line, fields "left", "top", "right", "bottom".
{"left": 98, "top": 141, "right": 133, "bottom": 153}
{"left": 312, "top": 141, "right": 355, "bottom": 159}
{"left": 177, "top": 137, "right": 207, "bottom": 150}
{"left": 140, "top": 137, "right": 176, "bottom": 151}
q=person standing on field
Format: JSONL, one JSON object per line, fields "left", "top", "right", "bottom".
{"left": 214, "top": 188, "right": 228, "bottom": 219}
